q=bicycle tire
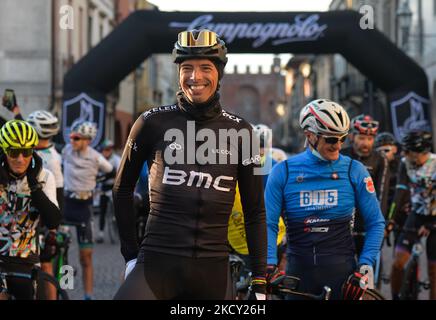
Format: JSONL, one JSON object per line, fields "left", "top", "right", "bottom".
{"left": 399, "top": 258, "right": 419, "bottom": 300}
{"left": 361, "top": 289, "right": 386, "bottom": 300}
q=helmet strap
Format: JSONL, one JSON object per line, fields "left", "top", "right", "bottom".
{"left": 307, "top": 135, "right": 328, "bottom": 161}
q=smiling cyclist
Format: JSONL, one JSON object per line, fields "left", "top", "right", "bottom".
{"left": 265, "top": 99, "right": 385, "bottom": 300}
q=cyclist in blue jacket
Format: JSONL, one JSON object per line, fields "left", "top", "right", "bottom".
{"left": 265, "top": 99, "right": 385, "bottom": 299}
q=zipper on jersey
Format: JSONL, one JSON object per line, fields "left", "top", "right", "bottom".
{"left": 313, "top": 246, "right": 317, "bottom": 265}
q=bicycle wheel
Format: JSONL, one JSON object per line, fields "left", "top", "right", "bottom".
{"left": 399, "top": 259, "right": 419, "bottom": 300}
{"left": 361, "top": 289, "right": 386, "bottom": 300}
{"left": 37, "top": 270, "right": 70, "bottom": 300}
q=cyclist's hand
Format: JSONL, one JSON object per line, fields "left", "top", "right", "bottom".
{"left": 384, "top": 220, "right": 395, "bottom": 237}
{"left": 247, "top": 276, "right": 267, "bottom": 300}
{"left": 341, "top": 271, "right": 368, "bottom": 300}
{"left": 358, "top": 264, "right": 374, "bottom": 289}
{"left": 45, "top": 230, "right": 58, "bottom": 256}
{"left": 265, "top": 264, "right": 285, "bottom": 292}
{"left": 124, "top": 258, "right": 137, "bottom": 280}
{"left": 40, "top": 230, "right": 58, "bottom": 261}
{"left": 418, "top": 225, "right": 430, "bottom": 237}
{"left": 26, "top": 152, "right": 43, "bottom": 188}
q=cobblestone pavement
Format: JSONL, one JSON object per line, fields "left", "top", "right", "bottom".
{"left": 65, "top": 217, "right": 125, "bottom": 300}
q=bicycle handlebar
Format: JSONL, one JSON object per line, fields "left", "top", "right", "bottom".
{"left": 268, "top": 275, "right": 332, "bottom": 300}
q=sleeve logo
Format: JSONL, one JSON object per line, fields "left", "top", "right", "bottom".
{"left": 364, "top": 176, "right": 375, "bottom": 193}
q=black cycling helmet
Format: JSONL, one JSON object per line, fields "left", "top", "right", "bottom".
{"left": 173, "top": 29, "right": 228, "bottom": 79}
{"left": 375, "top": 132, "right": 397, "bottom": 148}
{"left": 401, "top": 130, "right": 432, "bottom": 153}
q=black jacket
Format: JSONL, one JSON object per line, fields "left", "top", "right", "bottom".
{"left": 341, "top": 146, "right": 390, "bottom": 230}
{"left": 113, "top": 92, "right": 267, "bottom": 276}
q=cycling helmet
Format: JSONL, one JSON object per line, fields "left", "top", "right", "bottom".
{"left": 299, "top": 99, "right": 350, "bottom": 135}
{"left": 70, "top": 121, "right": 97, "bottom": 140}
{"left": 27, "top": 110, "right": 60, "bottom": 139}
{"left": 173, "top": 29, "right": 227, "bottom": 78}
{"left": 0, "top": 119, "right": 39, "bottom": 150}
{"left": 351, "top": 114, "right": 379, "bottom": 136}
{"left": 401, "top": 130, "right": 432, "bottom": 153}
{"left": 252, "top": 124, "right": 272, "bottom": 149}
{"left": 100, "top": 139, "right": 114, "bottom": 149}
{"left": 375, "top": 132, "right": 397, "bottom": 148}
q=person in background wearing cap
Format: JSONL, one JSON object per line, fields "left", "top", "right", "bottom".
{"left": 113, "top": 29, "right": 266, "bottom": 300}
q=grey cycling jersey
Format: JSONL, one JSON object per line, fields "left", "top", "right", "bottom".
{"left": 62, "top": 144, "right": 113, "bottom": 192}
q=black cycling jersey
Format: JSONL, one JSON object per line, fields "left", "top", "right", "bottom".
{"left": 385, "top": 155, "right": 400, "bottom": 204}
{"left": 341, "top": 147, "right": 390, "bottom": 220}
{"left": 113, "top": 92, "right": 267, "bottom": 277}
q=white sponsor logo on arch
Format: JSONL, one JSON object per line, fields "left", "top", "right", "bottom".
{"left": 170, "top": 14, "right": 328, "bottom": 48}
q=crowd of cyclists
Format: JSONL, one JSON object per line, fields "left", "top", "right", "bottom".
{"left": 0, "top": 28, "right": 434, "bottom": 300}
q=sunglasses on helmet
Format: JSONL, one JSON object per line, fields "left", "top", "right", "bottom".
{"left": 354, "top": 120, "right": 379, "bottom": 135}
{"left": 5, "top": 148, "right": 33, "bottom": 158}
{"left": 178, "top": 30, "right": 218, "bottom": 47}
{"left": 319, "top": 134, "right": 348, "bottom": 145}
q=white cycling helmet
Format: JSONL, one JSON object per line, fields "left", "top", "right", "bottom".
{"left": 70, "top": 121, "right": 97, "bottom": 140}
{"left": 252, "top": 123, "right": 272, "bottom": 149}
{"left": 27, "top": 110, "right": 60, "bottom": 139}
{"left": 299, "top": 99, "right": 350, "bottom": 136}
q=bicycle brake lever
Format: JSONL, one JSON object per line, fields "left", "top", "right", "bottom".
{"left": 322, "top": 286, "right": 332, "bottom": 300}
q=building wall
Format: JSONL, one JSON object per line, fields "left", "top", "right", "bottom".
{"left": 220, "top": 63, "right": 285, "bottom": 128}
{"left": 0, "top": 0, "right": 52, "bottom": 118}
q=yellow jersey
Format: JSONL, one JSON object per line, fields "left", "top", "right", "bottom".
{"left": 228, "top": 183, "right": 286, "bottom": 255}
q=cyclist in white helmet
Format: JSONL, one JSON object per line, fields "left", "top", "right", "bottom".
{"left": 62, "top": 120, "right": 112, "bottom": 300}
{"left": 26, "top": 110, "right": 64, "bottom": 300}
{"left": 265, "top": 99, "right": 385, "bottom": 299}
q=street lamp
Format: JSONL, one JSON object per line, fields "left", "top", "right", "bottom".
{"left": 397, "top": 0, "right": 413, "bottom": 52}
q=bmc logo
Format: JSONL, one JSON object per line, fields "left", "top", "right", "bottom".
{"left": 300, "top": 190, "right": 338, "bottom": 207}
{"left": 162, "top": 167, "right": 233, "bottom": 192}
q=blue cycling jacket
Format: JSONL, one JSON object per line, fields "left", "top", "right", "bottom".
{"left": 266, "top": 148, "right": 385, "bottom": 266}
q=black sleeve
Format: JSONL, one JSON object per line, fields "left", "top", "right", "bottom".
{"left": 31, "top": 189, "right": 61, "bottom": 229}
{"left": 113, "top": 115, "right": 151, "bottom": 263}
{"left": 238, "top": 125, "right": 267, "bottom": 278}
{"left": 388, "top": 161, "right": 410, "bottom": 224}
{"left": 56, "top": 187, "right": 64, "bottom": 216}
{"left": 375, "top": 154, "right": 390, "bottom": 217}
